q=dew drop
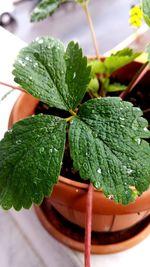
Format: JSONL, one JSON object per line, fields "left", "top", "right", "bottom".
{"left": 120, "top": 117, "right": 125, "bottom": 121}
{"left": 144, "top": 127, "right": 148, "bottom": 132}
{"left": 33, "top": 63, "right": 38, "bottom": 68}
{"left": 93, "top": 132, "right": 98, "bottom": 138}
{"left": 97, "top": 168, "right": 101, "bottom": 174}
{"left": 94, "top": 181, "right": 101, "bottom": 189}
{"left": 18, "top": 59, "right": 26, "bottom": 67}
{"left": 25, "top": 56, "right": 30, "bottom": 61}
{"left": 39, "top": 147, "right": 45, "bottom": 153}
{"left": 108, "top": 195, "right": 114, "bottom": 200}
{"left": 127, "top": 168, "right": 133, "bottom": 175}
{"left": 134, "top": 137, "right": 141, "bottom": 145}
{"left": 16, "top": 140, "right": 22, "bottom": 144}
{"left": 73, "top": 72, "right": 76, "bottom": 79}
{"left": 38, "top": 39, "right": 44, "bottom": 44}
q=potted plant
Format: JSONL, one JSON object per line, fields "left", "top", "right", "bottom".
{"left": 0, "top": 0, "right": 150, "bottom": 266}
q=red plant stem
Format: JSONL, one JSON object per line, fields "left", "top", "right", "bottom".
{"left": 0, "top": 81, "right": 24, "bottom": 92}
{"left": 84, "top": 183, "right": 93, "bottom": 267}
{"left": 120, "top": 62, "right": 149, "bottom": 100}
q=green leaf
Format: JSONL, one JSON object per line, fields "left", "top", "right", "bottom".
{"left": 105, "top": 82, "right": 126, "bottom": 92}
{"left": 0, "top": 115, "right": 66, "bottom": 210}
{"left": 142, "top": 0, "right": 150, "bottom": 27}
{"left": 104, "top": 48, "right": 141, "bottom": 74}
{"left": 87, "top": 77, "right": 99, "bottom": 93}
{"left": 13, "top": 37, "right": 90, "bottom": 111}
{"left": 31, "top": 0, "right": 63, "bottom": 22}
{"left": 88, "top": 59, "right": 106, "bottom": 77}
{"left": 69, "top": 97, "right": 150, "bottom": 204}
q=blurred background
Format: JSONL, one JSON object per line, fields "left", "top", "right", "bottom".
{"left": 0, "top": 0, "right": 143, "bottom": 54}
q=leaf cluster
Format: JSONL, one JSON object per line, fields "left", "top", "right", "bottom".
{"left": 87, "top": 48, "right": 141, "bottom": 96}
{"left": 0, "top": 38, "right": 150, "bottom": 210}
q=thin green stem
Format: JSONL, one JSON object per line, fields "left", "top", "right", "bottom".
{"left": 65, "top": 115, "right": 74, "bottom": 122}
{"left": 69, "top": 109, "right": 77, "bottom": 116}
{"left": 82, "top": 2, "right": 100, "bottom": 59}
{"left": 143, "top": 108, "right": 150, "bottom": 114}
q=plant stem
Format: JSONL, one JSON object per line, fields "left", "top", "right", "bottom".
{"left": 82, "top": 2, "right": 100, "bottom": 59}
{"left": 84, "top": 183, "right": 93, "bottom": 267}
{"left": 143, "top": 108, "right": 150, "bottom": 113}
{"left": 65, "top": 115, "right": 74, "bottom": 122}
{"left": 120, "top": 62, "right": 149, "bottom": 100}
{"left": 0, "top": 81, "right": 24, "bottom": 92}
{"left": 69, "top": 109, "right": 77, "bottom": 116}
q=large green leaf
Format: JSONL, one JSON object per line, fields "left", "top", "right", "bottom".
{"left": 104, "top": 48, "right": 141, "bottom": 74}
{"left": 0, "top": 114, "right": 66, "bottom": 210}
{"left": 31, "top": 0, "right": 64, "bottom": 22}
{"left": 13, "top": 37, "right": 90, "bottom": 112}
{"left": 69, "top": 97, "right": 150, "bottom": 204}
{"left": 142, "top": 0, "right": 150, "bottom": 27}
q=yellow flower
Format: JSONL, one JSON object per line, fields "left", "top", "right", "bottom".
{"left": 129, "top": 5, "right": 143, "bottom": 28}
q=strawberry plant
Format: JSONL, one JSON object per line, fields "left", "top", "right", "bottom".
{"left": 0, "top": 0, "right": 150, "bottom": 267}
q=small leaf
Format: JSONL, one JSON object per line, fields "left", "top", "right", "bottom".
{"left": 69, "top": 97, "right": 150, "bottom": 204}
{"left": 87, "top": 77, "right": 99, "bottom": 93}
{"left": 13, "top": 37, "right": 90, "bottom": 111}
{"left": 106, "top": 82, "right": 126, "bottom": 92}
{"left": 142, "top": 0, "right": 150, "bottom": 27}
{"left": 65, "top": 41, "right": 91, "bottom": 110}
{"left": 31, "top": 0, "right": 63, "bottom": 22}
{"left": 104, "top": 48, "right": 141, "bottom": 74}
{"left": 0, "top": 115, "right": 66, "bottom": 210}
{"left": 88, "top": 59, "right": 106, "bottom": 76}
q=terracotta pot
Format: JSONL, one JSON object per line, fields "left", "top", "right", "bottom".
{"left": 8, "top": 61, "right": 150, "bottom": 253}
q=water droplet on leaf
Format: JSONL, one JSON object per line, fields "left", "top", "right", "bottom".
{"left": 94, "top": 181, "right": 101, "bottom": 189}
{"left": 108, "top": 195, "right": 114, "bottom": 200}
{"left": 25, "top": 56, "right": 30, "bottom": 61}
{"left": 38, "top": 39, "right": 44, "bottom": 44}
{"left": 16, "top": 140, "right": 22, "bottom": 144}
{"left": 126, "top": 168, "right": 133, "bottom": 175}
{"left": 134, "top": 137, "right": 141, "bottom": 145}
{"left": 39, "top": 147, "right": 45, "bottom": 153}
{"left": 97, "top": 168, "right": 101, "bottom": 174}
